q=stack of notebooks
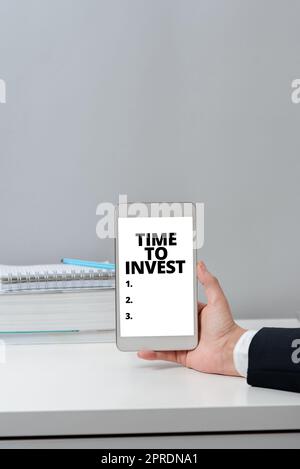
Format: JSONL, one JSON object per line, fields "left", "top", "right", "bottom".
{"left": 0, "top": 263, "right": 115, "bottom": 344}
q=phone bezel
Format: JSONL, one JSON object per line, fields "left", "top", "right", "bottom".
{"left": 115, "top": 202, "right": 198, "bottom": 352}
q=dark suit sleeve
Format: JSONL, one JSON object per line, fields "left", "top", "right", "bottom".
{"left": 247, "top": 328, "right": 300, "bottom": 393}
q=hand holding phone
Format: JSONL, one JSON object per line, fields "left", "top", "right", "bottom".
{"left": 138, "top": 261, "right": 246, "bottom": 378}
{"left": 115, "top": 202, "right": 198, "bottom": 351}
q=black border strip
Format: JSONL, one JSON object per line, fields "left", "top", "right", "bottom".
{"left": 0, "top": 429, "right": 299, "bottom": 441}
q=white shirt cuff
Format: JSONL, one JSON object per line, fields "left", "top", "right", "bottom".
{"left": 233, "top": 330, "right": 258, "bottom": 377}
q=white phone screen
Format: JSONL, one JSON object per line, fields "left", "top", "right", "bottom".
{"left": 118, "top": 216, "right": 195, "bottom": 337}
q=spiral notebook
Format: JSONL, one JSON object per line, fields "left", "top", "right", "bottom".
{"left": 0, "top": 264, "right": 115, "bottom": 293}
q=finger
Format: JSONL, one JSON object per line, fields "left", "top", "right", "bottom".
{"left": 197, "top": 261, "right": 228, "bottom": 306}
{"left": 198, "top": 301, "right": 206, "bottom": 313}
{"left": 137, "top": 350, "right": 177, "bottom": 362}
{"left": 137, "top": 350, "right": 184, "bottom": 364}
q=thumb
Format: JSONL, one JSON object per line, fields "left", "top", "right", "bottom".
{"left": 197, "top": 261, "right": 228, "bottom": 307}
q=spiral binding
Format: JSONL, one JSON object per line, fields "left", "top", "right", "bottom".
{"left": 1, "top": 269, "right": 115, "bottom": 291}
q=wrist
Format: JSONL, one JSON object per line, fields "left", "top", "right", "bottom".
{"left": 221, "top": 325, "right": 247, "bottom": 377}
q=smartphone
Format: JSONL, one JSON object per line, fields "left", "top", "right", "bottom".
{"left": 115, "top": 202, "right": 198, "bottom": 351}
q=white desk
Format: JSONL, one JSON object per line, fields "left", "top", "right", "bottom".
{"left": 0, "top": 318, "right": 300, "bottom": 448}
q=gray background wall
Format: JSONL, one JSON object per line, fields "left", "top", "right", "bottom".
{"left": 0, "top": 0, "right": 300, "bottom": 318}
